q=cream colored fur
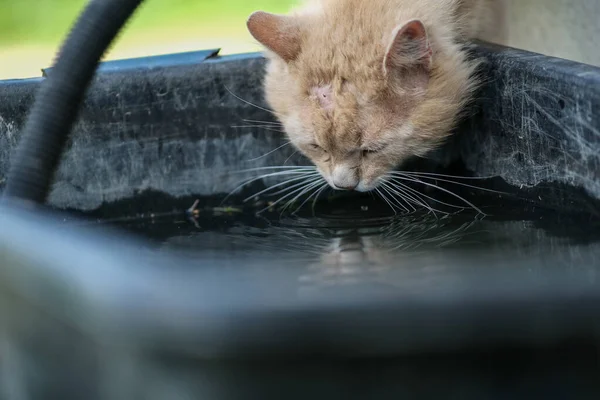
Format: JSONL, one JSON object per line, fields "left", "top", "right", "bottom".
{"left": 247, "top": 0, "right": 502, "bottom": 192}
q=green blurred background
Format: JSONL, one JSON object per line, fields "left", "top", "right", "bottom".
{"left": 0, "top": 0, "right": 298, "bottom": 79}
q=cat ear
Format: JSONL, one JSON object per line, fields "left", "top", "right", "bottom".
{"left": 247, "top": 11, "right": 302, "bottom": 62}
{"left": 383, "top": 19, "right": 432, "bottom": 75}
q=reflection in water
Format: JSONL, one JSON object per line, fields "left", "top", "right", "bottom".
{"left": 297, "top": 215, "right": 481, "bottom": 293}
{"left": 158, "top": 211, "right": 600, "bottom": 295}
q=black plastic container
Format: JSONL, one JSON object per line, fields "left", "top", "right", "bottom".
{"left": 1, "top": 43, "right": 600, "bottom": 399}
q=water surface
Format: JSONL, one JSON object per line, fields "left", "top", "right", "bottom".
{"left": 103, "top": 197, "right": 600, "bottom": 296}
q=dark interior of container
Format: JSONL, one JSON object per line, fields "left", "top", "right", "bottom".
{"left": 1, "top": 4, "right": 600, "bottom": 398}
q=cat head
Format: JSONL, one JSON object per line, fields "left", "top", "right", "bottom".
{"left": 247, "top": 8, "right": 476, "bottom": 192}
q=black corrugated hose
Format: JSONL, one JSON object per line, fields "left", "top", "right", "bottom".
{"left": 3, "top": 0, "right": 145, "bottom": 206}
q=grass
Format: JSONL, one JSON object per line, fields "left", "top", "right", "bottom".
{"left": 0, "top": 0, "right": 298, "bottom": 79}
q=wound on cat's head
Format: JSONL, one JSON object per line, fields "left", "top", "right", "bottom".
{"left": 247, "top": 2, "right": 478, "bottom": 192}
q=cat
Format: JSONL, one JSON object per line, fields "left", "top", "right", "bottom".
{"left": 246, "top": 0, "right": 504, "bottom": 192}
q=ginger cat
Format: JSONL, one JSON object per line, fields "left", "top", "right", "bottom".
{"left": 246, "top": 0, "right": 503, "bottom": 192}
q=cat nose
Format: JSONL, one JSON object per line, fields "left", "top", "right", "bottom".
{"left": 331, "top": 166, "right": 358, "bottom": 191}
{"left": 336, "top": 184, "right": 357, "bottom": 191}
{"left": 332, "top": 179, "right": 357, "bottom": 190}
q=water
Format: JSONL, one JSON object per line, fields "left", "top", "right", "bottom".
{"left": 101, "top": 195, "right": 600, "bottom": 296}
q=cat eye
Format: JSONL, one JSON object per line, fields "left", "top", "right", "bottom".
{"left": 361, "top": 144, "right": 388, "bottom": 157}
{"left": 309, "top": 143, "right": 325, "bottom": 151}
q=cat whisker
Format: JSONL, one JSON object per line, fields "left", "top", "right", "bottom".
{"left": 236, "top": 122, "right": 285, "bottom": 131}
{"left": 224, "top": 86, "right": 283, "bottom": 117}
{"left": 242, "top": 119, "right": 283, "bottom": 126}
{"left": 232, "top": 123, "right": 281, "bottom": 128}
{"left": 233, "top": 170, "right": 318, "bottom": 188}
{"left": 245, "top": 141, "right": 292, "bottom": 162}
{"left": 384, "top": 183, "right": 436, "bottom": 216}
{"left": 257, "top": 178, "right": 324, "bottom": 214}
{"left": 267, "top": 174, "right": 322, "bottom": 197}
{"left": 258, "top": 176, "right": 318, "bottom": 196}
{"left": 283, "top": 150, "right": 300, "bottom": 165}
{"left": 243, "top": 174, "right": 321, "bottom": 202}
{"left": 375, "top": 187, "right": 398, "bottom": 215}
{"left": 292, "top": 181, "right": 329, "bottom": 215}
{"left": 222, "top": 169, "right": 318, "bottom": 204}
{"left": 379, "top": 179, "right": 422, "bottom": 213}
{"left": 280, "top": 179, "right": 326, "bottom": 215}
{"left": 230, "top": 166, "right": 316, "bottom": 173}
{"left": 382, "top": 177, "right": 428, "bottom": 209}
{"left": 388, "top": 174, "right": 485, "bottom": 215}
{"left": 397, "top": 172, "right": 507, "bottom": 194}
{"left": 311, "top": 183, "right": 330, "bottom": 215}
{"left": 378, "top": 183, "right": 411, "bottom": 213}
{"left": 231, "top": 125, "right": 286, "bottom": 133}
{"left": 391, "top": 185, "right": 439, "bottom": 216}
{"left": 384, "top": 176, "right": 468, "bottom": 214}
{"left": 386, "top": 177, "right": 471, "bottom": 213}
{"left": 402, "top": 171, "right": 497, "bottom": 180}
